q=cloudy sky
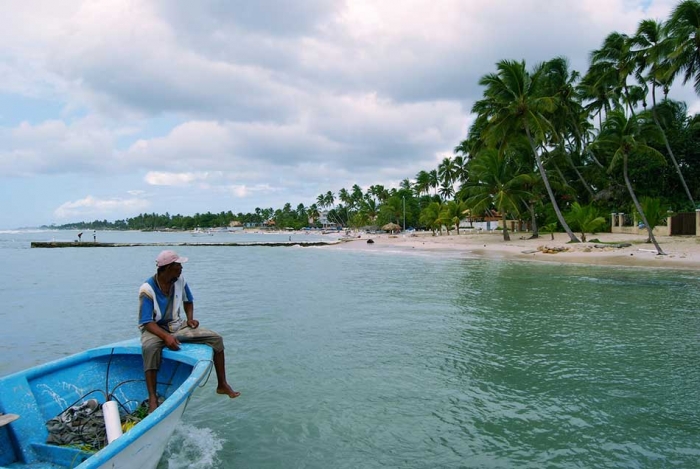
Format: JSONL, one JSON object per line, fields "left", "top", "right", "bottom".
{"left": 1, "top": 0, "right": 697, "bottom": 229}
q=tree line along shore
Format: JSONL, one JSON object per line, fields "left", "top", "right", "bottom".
{"left": 48, "top": 1, "right": 700, "bottom": 254}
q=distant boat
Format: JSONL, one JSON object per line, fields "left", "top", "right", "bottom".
{"left": 0, "top": 339, "right": 213, "bottom": 469}
{"left": 191, "top": 228, "right": 214, "bottom": 237}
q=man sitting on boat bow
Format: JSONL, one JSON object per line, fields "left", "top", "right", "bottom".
{"left": 138, "top": 250, "right": 241, "bottom": 413}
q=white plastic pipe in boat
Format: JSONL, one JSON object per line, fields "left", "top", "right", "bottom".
{"left": 102, "top": 400, "right": 123, "bottom": 444}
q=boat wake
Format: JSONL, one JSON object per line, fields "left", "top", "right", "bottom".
{"left": 163, "top": 423, "right": 224, "bottom": 469}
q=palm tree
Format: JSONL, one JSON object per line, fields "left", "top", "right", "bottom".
{"left": 665, "top": 0, "right": 700, "bottom": 95}
{"left": 438, "top": 181, "right": 455, "bottom": 201}
{"left": 593, "top": 110, "right": 667, "bottom": 254}
{"left": 419, "top": 201, "right": 443, "bottom": 235}
{"left": 428, "top": 170, "right": 439, "bottom": 196}
{"left": 475, "top": 59, "right": 580, "bottom": 242}
{"left": 637, "top": 197, "right": 669, "bottom": 243}
{"left": 452, "top": 155, "right": 470, "bottom": 189}
{"left": 578, "top": 66, "right": 615, "bottom": 128}
{"left": 351, "top": 184, "right": 364, "bottom": 208}
{"left": 324, "top": 191, "right": 335, "bottom": 209}
{"left": 368, "top": 185, "right": 389, "bottom": 204}
{"left": 441, "top": 200, "right": 469, "bottom": 235}
{"left": 541, "top": 57, "right": 598, "bottom": 198}
{"left": 590, "top": 32, "right": 640, "bottom": 116}
{"left": 361, "top": 198, "right": 379, "bottom": 223}
{"left": 634, "top": 18, "right": 696, "bottom": 207}
{"left": 438, "top": 157, "right": 456, "bottom": 189}
{"left": 565, "top": 202, "right": 607, "bottom": 242}
{"left": 463, "top": 148, "right": 533, "bottom": 241}
{"left": 308, "top": 204, "right": 320, "bottom": 225}
{"left": 414, "top": 170, "right": 431, "bottom": 196}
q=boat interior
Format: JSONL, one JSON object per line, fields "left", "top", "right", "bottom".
{"left": 0, "top": 345, "right": 196, "bottom": 468}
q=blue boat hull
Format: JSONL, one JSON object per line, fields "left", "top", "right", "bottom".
{"left": 0, "top": 339, "right": 213, "bottom": 469}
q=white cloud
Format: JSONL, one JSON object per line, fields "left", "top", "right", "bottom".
{"left": 0, "top": 117, "right": 120, "bottom": 176}
{"left": 144, "top": 171, "right": 223, "bottom": 186}
{"left": 54, "top": 195, "right": 150, "bottom": 220}
{"left": 0, "top": 0, "right": 697, "bottom": 227}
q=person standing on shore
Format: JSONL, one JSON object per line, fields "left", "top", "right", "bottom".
{"left": 93, "top": 230, "right": 96, "bottom": 243}
{"left": 138, "top": 250, "right": 241, "bottom": 413}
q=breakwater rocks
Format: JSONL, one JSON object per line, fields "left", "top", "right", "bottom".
{"left": 30, "top": 241, "right": 341, "bottom": 249}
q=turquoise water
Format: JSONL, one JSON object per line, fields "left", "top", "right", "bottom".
{"left": 1, "top": 230, "right": 699, "bottom": 468}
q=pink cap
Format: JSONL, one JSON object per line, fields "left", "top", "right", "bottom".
{"left": 156, "top": 250, "right": 188, "bottom": 268}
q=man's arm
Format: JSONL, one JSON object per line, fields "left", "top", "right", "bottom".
{"left": 184, "top": 302, "right": 199, "bottom": 328}
{"left": 143, "top": 321, "right": 181, "bottom": 350}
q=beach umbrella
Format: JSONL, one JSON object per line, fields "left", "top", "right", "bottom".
{"left": 382, "top": 223, "right": 402, "bottom": 232}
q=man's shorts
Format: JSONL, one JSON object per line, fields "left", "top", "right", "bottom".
{"left": 141, "top": 325, "right": 225, "bottom": 371}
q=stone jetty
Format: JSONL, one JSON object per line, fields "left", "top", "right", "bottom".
{"left": 31, "top": 241, "right": 340, "bottom": 248}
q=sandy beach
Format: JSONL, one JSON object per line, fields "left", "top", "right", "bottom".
{"left": 331, "top": 230, "right": 700, "bottom": 270}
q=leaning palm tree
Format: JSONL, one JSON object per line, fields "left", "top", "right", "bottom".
{"left": 592, "top": 110, "right": 667, "bottom": 254}
{"left": 665, "top": 0, "right": 700, "bottom": 95}
{"left": 590, "top": 32, "right": 639, "bottom": 116}
{"left": 634, "top": 18, "right": 695, "bottom": 207}
{"left": 474, "top": 59, "right": 580, "bottom": 242}
{"left": 463, "top": 148, "right": 533, "bottom": 241}
{"left": 637, "top": 196, "right": 669, "bottom": 243}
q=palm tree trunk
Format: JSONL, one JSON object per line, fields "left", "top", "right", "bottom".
{"left": 623, "top": 153, "right": 665, "bottom": 255}
{"left": 560, "top": 140, "right": 596, "bottom": 197}
{"left": 527, "top": 203, "right": 539, "bottom": 239}
{"left": 551, "top": 160, "right": 568, "bottom": 187}
{"left": 501, "top": 212, "right": 510, "bottom": 241}
{"left": 624, "top": 85, "right": 636, "bottom": 118}
{"left": 525, "top": 127, "right": 580, "bottom": 243}
{"left": 651, "top": 85, "right": 695, "bottom": 207}
{"left": 571, "top": 122, "right": 605, "bottom": 169}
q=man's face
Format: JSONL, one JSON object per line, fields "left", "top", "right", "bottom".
{"left": 167, "top": 262, "right": 183, "bottom": 279}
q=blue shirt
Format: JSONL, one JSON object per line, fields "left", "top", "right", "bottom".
{"left": 138, "top": 276, "right": 194, "bottom": 328}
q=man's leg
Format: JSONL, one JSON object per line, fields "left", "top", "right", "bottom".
{"left": 141, "top": 330, "right": 164, "bottom": 413}
{"left": 145, "top": 369, "right": 159, "bottom": 413}
{"left": 214, "top": 350, "right": 241, "bottom": 398}
{"left": 176, "top": 326, "right": 240, "bottom": 399}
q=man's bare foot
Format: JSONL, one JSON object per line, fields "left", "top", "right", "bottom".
{"left": 148, "top": 396, "right": 159, "bottom": 414}
{"left": 216, "top": 384, "right": 241, "bottom": 398}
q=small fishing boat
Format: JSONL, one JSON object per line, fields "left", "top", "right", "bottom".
{"left": 0, "top": 339, "right": 213, "bottom": 469}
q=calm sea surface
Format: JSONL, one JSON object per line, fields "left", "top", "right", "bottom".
{"left": 1, "top": 230, "right": 699, "bottom": 468}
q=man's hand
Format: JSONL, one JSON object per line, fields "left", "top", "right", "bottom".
{"left": 187, "top": 319, "right": 199, "bottom": 329}
{"left": 163, "top": 334, "right": 181, "bottom": 351}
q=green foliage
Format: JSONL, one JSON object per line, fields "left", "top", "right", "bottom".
{"left": 565, "top": 202, "right": 607, "bottom": 242}
{"left": 542, "top": 222, "right": 559, "bottom": 240}
{"left": 636, "top": 197, "right": 669, "bottom": 232}
{"left": 419, "top": 202, "right": 443, "bottom": 234}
